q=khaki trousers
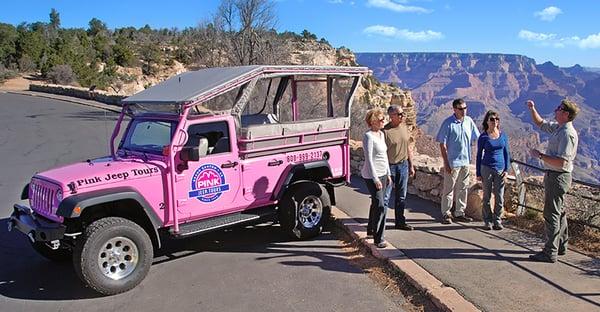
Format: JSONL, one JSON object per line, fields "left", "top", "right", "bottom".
{"left": 441, "top": 166, "right": 470, "bottom": 218}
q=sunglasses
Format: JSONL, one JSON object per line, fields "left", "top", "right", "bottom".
{"left": 390, "top": 112, "right": 405, "bottom": 117}
{"left": 489, "top": 117, "right": 500, "bottom": 122}
{"left": 378, "top": 118, "right": 385, "bottom": 122}
{"left": 555, "top": 106, "right": 567, "bottom": 112}
{"left": 455, "top": 106, "right": 467, "bottom": 111}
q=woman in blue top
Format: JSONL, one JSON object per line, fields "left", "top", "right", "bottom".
{"left": 476, "top": 110, "right": 511, "bottom": 230}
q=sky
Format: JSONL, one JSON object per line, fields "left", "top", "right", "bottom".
{"left": 1, "top": 0, "right": 599, "bottom": 67}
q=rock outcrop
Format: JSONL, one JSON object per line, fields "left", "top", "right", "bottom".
{"left": 356, "top": 52, "right": 600, "bottom": 184}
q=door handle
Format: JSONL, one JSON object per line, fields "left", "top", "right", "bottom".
{"left": 221, "top": 161, "right": 238, "bottom": 168}
{"left": 268, "top": 160, "right": 283, "bottom": 166}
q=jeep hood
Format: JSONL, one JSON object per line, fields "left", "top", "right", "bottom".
{"left": 35, "top": 157, "right": 165, "bottom": 190}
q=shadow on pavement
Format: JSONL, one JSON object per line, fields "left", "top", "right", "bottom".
{"left": 0, "top": 217, "right": 363, "bottom": 301}
{"left": 348, "top": 175, "right": 443, "bottom": 222}
{"left": 0, "top": 219, "right": 101, "bottom": 300}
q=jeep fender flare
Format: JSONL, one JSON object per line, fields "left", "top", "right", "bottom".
{"left": 57, "top": 187, "right": 162, "bottom": 248}
{"left": 273, "top": 160, "right": 334, "bottom": 202}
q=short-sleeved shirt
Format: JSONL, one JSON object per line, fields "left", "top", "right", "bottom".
{"left": 436, "top": 115, "right": 480, "bottom": 168}
{"left": 383, "top": 122, "right": 410, "bottom": 164}
{"left": 540, "top": 120, "right": 578, "bottom": 173}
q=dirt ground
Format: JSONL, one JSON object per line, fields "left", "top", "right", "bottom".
{"left": 506, "top": 215, "right": 600, "bottom": 258}
{"left": 0, "top": 75, "right": 32, "bottom": 91}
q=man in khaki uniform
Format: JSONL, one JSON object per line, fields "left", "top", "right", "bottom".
{"left": 383, "top": 105, "right": 415, "bottom": 230}
{"left": 527, "top": 99, "right": 579, "bottom": 263}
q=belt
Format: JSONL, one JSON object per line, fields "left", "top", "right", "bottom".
{"left": 389, "top": 159, "right": 407, "bottom": 165}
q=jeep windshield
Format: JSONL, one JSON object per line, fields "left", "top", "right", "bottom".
{"left": 119, "top": 118, "right": 177, "bottom": 155}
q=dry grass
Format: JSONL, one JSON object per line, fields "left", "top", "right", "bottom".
{"left": 506, "top": 213, "right": 600, "bottom": 258}
{"left": 332, "top": 225, "right": 440, "bottom": 312}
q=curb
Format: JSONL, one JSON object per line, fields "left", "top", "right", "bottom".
{"left": 5, "top": 90, "right": 122, "bottom": 113}
{"left": 331, "top": 207, "right": 481, "bottom": 312}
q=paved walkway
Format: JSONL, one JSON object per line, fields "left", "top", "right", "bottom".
{"left": 334, "top": 176, "right": 600, "bottom": 312}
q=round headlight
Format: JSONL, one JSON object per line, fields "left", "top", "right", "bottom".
{"left": 56, "top": 189, "right": 63, "bottom": 203}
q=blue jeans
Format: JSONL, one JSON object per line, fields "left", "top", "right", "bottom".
{"left": 384, "top": 160, "right": 409, "bottom": 226}
{"left": 365, "top": 175, "right": 389, "bottom": 244}
{"left": 481, "top": 165, "right": 505, "bottom": 224}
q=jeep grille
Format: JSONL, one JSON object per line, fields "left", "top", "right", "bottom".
{"left": 29, "top": 178, "right": 63, "bottom": 222}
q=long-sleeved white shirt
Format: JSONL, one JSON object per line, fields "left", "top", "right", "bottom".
{"left": 361, "top": 130, "right": 391, "bottom": 182}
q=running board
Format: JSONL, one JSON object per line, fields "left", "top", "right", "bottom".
{"left": 170, "top": 206, "right": 277, "bottom": 238}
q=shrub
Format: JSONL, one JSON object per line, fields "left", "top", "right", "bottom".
{"left": 47, "top": 64, "right": 75, "bottom": 85}
{"left": 18, "top": 55, "right": 37, "bottom": 72}
{"left": 0, "top": 64, "right": 17, "bottom": 82}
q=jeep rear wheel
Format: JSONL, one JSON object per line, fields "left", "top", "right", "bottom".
{"left": 31, "top": 241, "right": 71, "bottom": 262}
{"left": 279, "top": 182, "right": 331, "bottom": 239}
{"left": 72, "top": 217, "right": 153, "bottom": 295}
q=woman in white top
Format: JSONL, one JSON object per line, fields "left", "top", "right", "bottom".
{"left": 361, "top": 108, "right": 392, "bottom": 248}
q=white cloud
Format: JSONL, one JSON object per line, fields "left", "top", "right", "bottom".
{"left": 534, "top": 6, "right": 562, "bottom": 21}
{"left": 579, "top": 33, "right": 600, "bottom": 49}
{"left": 518, "top": 30, "right": 556, "bottom": 42}
{"left": 519, "top": 29, "right": 600, "bottom": 49}
{"left": 364, "top": 25, "right": 443, "bottom": 41}
{"left": 366, "top": 0, "right": 431, "bottom": 14}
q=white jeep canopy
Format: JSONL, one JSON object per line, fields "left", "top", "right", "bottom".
{"left": 122, "top": 65, "right": 369, "bottom": 106}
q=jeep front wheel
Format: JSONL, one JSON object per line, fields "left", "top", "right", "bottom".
{"left": 279, "top": 182, "right": 331, "bottom": 239}
{"left": 72, "top": 217, "right": 153, "bottom": 295}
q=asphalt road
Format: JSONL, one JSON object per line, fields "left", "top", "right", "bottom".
{"left": 0, "top": 93, "right": 405, "bottom": 312}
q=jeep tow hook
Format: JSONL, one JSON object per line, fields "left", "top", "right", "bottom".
{"left": 27, "top": 231, "right": 36, "bottom": 243}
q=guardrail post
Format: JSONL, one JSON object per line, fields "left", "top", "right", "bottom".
{"left": 511, "top": 162, "right": 526, "bottom": 216}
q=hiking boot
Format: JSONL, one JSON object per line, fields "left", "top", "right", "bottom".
{"left": 441, "top": 215, "right": 452, "bottom": 225}
{"left": 375, "top": 241, "right": 388, "bottom": 248}
{"left": 483, "top": 222, "right": 493, "bottom": 231}
{"left": 529, "top": 252, "right": 556, "bottom": 263}
{"left": 395, "top": 223, "right": 414, "bottom": 231}
{"left": 454, "top": 215, "right": 473, "bottom": 222}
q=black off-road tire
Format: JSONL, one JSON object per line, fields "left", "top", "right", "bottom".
{"left": 72, "top": 217, "right": 153, "bottom": 295}
{"left": 278, "top": 182, "right": 331, "bottom": 240}
{"left": 31, "top": 241, "right": 72, "bottom": 262}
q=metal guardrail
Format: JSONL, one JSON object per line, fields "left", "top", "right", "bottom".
{"left": 510, "top": 159, "right": 600, "bottom": 231}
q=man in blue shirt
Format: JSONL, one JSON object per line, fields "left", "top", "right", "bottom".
{"left": 436, "top": 99, "right": 480, "bottom": 224}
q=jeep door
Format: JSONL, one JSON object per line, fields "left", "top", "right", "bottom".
{"left": 175, "top": 118, "right": 242, "bottom": 220}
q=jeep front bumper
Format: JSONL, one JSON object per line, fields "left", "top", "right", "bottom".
{"left": 8, "top": 204, "right": 66, "bottom": 242}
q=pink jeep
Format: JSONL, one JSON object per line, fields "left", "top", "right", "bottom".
{"left": 9, "top": 65, "right": 368, "bottom": 295}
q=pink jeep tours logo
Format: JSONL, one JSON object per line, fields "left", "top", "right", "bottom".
{"left": 188, "top": 164, "right": 230, "bottom": 203}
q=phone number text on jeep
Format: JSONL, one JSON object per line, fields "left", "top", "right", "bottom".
{"left": 286, "top": 151, "right": 323, "bottom": 163}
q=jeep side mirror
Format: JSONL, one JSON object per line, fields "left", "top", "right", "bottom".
{"left": 180, "top": 146, "right": 200, "bottom": 162}
{"left": 180, "top": 137, "right": 208, "bottom": 162}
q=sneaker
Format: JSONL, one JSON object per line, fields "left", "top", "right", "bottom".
{"left": 529, "top": 252, "right": 556, "bottom": 263}
{"left": 441, "top": 216, "right": 452, "bottom": 225}
{"left": 375, "top": 241, "right": 388, "bottom": 248}
{"left": 454, "top": 215, "right": 473, "bottom": 222}
{"left": 483, "top": 222, "right": 493, "bottom": 231}
{"left": 558, "top": 248, "right": 567, "bottom": 256}
{"left": 492, "top": 222, "right": 504, "bottom": 230}
{"left": 395, "top": 223, "right": 414, "bottom": 231}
